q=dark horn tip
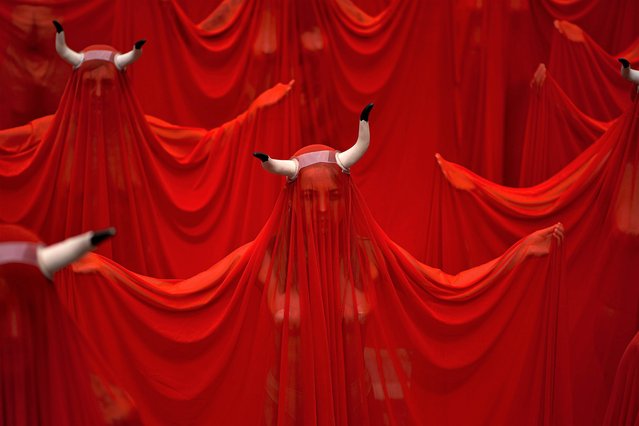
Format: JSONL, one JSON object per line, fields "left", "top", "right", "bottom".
{"left": 253, "top": 152, "right": 269, "bottom": 163}
{"left": 134, "top": 39, "right": 147, "bottom": 50}
{"left": 360, "top": 103, "right": 374, "bottom": 122}
{"left": 90, "top": 227, "right": 116, "bottom": 246}
{"left": 53, "top": 20, "right": 63, "bottom": 33}
{"left": 619, "top": 58, "right": 630, "bottom": 69}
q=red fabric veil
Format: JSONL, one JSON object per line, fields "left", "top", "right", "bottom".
{"left": 430, "top": 97, "right": 639, "bottom": 425}
{"left": 604, "top": 330, "right": 639, "bottom": 426}
{"left": 0, "top": 224, "right": 139, "bottom": 425}
{"left": 548, "top": 21, "right": 639, "bottom": 122}
{"left": 518, "top": 65, "right": 610, "bottom": 186}
{"left": 57, "top": 144, "right": 564, "bottom": 425}
{"left": 0, "top": 47, "right": 294, "bottom": 278}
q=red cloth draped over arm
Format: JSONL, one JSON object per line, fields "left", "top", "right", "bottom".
{"left": 519, "top": 65, "right": 610, "bottom": 186}
{"left": 430, "top": 99, "right": 639, "bottom": 425}
{"left": 55, "top": 157, "right": 565, "bottom": 425}
{"left": 548, "top": 21, "right": 638, "bottom": 121}
{"left": 0, "top": 73, "right": 293, "bottom": 278}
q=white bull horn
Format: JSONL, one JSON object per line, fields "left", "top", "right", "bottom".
{"left": 335, "top": 103, "right": 374, "bottom": 170}
{"left": 619, "top": 58, "right": 639, "bottom": 85}
{"left": 253, "top": 152, "right": 298, "bottom": 179}
{"left": 37, "top": 227, "right": 116, "bottom": 279}
{"left": 114, "top": 39, "right": 146, "bottom": 70}
{"left": 53, "top": 20, "right": 83, "bottom": 68}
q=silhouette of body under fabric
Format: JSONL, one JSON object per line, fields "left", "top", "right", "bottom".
{"left": 0, "top": 21, "right": 293, "bottom": 278}
{"left": 0, "top": 224, "right": 140, "bottom": 425}
{"left": 55, "top": 106, "right": 564, "bottom": 425}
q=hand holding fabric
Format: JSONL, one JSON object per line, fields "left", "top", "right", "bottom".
{"left": 523, "top": 222, "right": 564, "bottom": 257}
{"left": 250, "top": 80, "right": 294, "bottom": 108}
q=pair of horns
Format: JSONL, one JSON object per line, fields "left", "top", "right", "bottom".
{"left": 53, "top": 20, "right": 145, "bottom": 70}
{"left": 254, "top": 103, "right": 374, "bottom": 178}
{"left": 619, "top": 58, "right": 639, "bottom": 85}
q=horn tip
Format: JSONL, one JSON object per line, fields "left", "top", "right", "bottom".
{"left": 90, "top": 227, "right": 116, "bottom": 246}
{"left": 253, "top": 152, "right": 269, "bottom": 163}
{"left": 135, "top": 39, "right": 147, "bottom": 50}
{"left": 52, "top": 20, "right": 63, "bottom": 33}
{"left": 360, "top": 103, "right": 374, "bottom": 122}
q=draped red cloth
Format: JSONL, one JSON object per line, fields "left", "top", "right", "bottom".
{"left": 531, "top": 0, "right": 639, "bottom": 53}
{"left": 604, "top": 331, "right": 639, "bottom": 426}
{"left": 0, "top": 0, "right": 113, "bottom": 130}
{"left": 2, "top": 2, "right": 639, "bottom": 257}
{"left": 0, "top": 55, "right": 294, "bottom": 278}
{"left": 518, "top": 64, "right": 610, "bottom": 186}
{"left": 431, "top": 98, "right": 639, "bottom": 426}
{"left": 548, "top": 20, "right": 639, "bottom": 122}
{"left": 56, "top": 147, "right": 564, "bottom": 425}
{"left": 0, "top": 2, "right": 638, "bottom": 425}
{"left": 0, "top": 224, "right": 140, "bottom": 425}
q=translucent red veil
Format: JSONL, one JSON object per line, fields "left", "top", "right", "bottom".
{"left": 57, "top": 140, "right": 564, "bottom": 425}
{"left": 0, "top": 38, "right": 292, "bottom": 278}
{"left": 0, "top": 224, "right": 139, "bottom": 425}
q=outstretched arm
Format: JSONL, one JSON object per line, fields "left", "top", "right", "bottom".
{"left": 403, "top": 223, "right": 565, "bottom": 292}
{"left": 519, "top": 222, "right": 564, "bottom": 257}
{"left": 456, "top": 222, "right": 563, "bottom": 282}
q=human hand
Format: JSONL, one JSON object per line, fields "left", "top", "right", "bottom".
{"left": 524, "top": 222, "right": 564, "bottom": 257}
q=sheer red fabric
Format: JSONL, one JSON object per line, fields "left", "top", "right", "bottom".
{"left": 531, "top": 1, "right": 639, "bottom": 52}
{"left": 604, "top": 331, "right": 639, "bottom": 426}
{"left": 0, "top": 224, "right": 139, "bottom": 425}
{"left": 0, "top": 4, "right": 637, "bottom": 424}
{"left": 430, "top": 98, "right": 639, "bottom": 425}
{"left": 548, "top": 21, "right": 639, "bottom": 122}
{"left": 2, "top": 2, "right": 639, "bottom": 258}
{"left": 0, "top": 53, "right": 293, "bottom": 278}
{"left": 519, "top": 65, "right": 610, "bottom": 186}
{"left": 55, "top": 145, "right": 564, "bottom": 425}
{"left": 0, "top": 0, "right": 113, "bottom": 129}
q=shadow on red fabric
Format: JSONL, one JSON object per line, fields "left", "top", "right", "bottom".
{"left": 55, "top": 134, "right": 565, "bottom": 424}
{"left": 0, "top": 224, "right": 140, "bottom": 425}
{"left": 0, "top": 33, "right": 294, "bottom": 278}
{"left": 518, "top": 64, "right": 610, "bottom": 186}
{"left": 604, "top": 330, "right": 639, "bottom": 425}
{"left": 431, "top": 96, "right": 639, "bottom": 425}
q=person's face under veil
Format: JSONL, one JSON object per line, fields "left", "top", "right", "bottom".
{"left": 54, "top": 50, "right": 142, "bottom": 192}
{"left": 62, "top": 45, "right": 130, "bottom": 123}
{"left": 260, "top": 153, "right": 397, "bottom": 425}
{"left": 296, "top": 163, "right": 347, "bottom": 238}
{"left": 81, "top": 61, "right": 117, "bottom": 102}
